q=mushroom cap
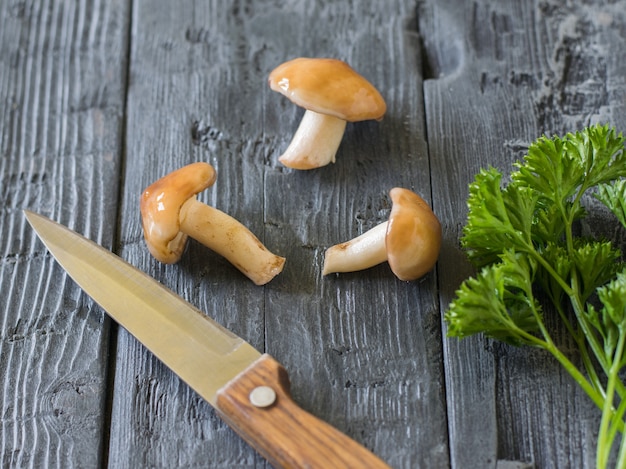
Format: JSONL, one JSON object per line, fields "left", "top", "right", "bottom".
{"left": 140, "top": 162, "right": 217, "bottom": 264}
{"left": 268, "top": 57, "right": 386, "bottom": 122}
{"left": 386, "top": 188, "right": 442, "bottom": 281}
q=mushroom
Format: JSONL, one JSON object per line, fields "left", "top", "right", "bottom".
{"left": 322, "top": 188, "right": 441, "bottom": 281}
{"left": 140, "top": 162, "right": 285, "bottom": 285}
{"left": 268, "top": 57, "right": 386, "bottom": 170}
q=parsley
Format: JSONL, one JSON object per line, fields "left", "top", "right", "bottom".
{"left": 445, "top": 124, "right": 626, "bottom": 468}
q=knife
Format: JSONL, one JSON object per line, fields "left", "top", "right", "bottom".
{"left": 24, "top": 210, "right": 391, "bottom": 468}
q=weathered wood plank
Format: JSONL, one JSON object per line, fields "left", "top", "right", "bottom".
{"left": 421, "top": 0, "right": 626, "bottom": 467}
{"left": 5, "top": 1, "right": 623, "bottom": 467}
{"left": 0, "top": 0, "right": 129, "bottom": 467}
{"left": 263, "top": 3, "right": 447, "bottom": 468}
{"left": 112, "top": 0, "right": 447, "bottom": 467}
{"left": 110, "top": 0, "right": 273, "bottom": 466}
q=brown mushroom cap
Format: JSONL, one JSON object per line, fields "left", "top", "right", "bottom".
{"left": 140, "top": 162, "right": 217, "bottom": 264}
{"left": 268, "top": 58, "right": 386, "bottom": 122}
{"left": 386, "top": 188, "right": 442, "bottom": 281}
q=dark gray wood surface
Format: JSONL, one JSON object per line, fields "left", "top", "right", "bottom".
{"left": 0, "top": 0, "right": 129, "bottom": 467}
{"left": 422, "top": 1, "right": 626, "bottom": 467}
{"left": 1, "top": 0, "right": 625, "bottom": 468}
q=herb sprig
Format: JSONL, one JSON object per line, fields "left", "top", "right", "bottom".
{"left": 445, "top": 124, "right": 626, "bottom": 468}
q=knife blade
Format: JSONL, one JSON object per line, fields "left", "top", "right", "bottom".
{"left": 24, "top": 210, "right": 391, "bottom": 468}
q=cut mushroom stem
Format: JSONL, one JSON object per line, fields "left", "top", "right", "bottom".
{"left": 179, "top": 198, "right": 285, "bottom": 286}
{"left": 322, "top": 222, "right": 388, "bottom": 274}
{"left": 279, "top": 110, "right": 347, "bottom": 170}
{"left": 322, "top": 188, "right": 442, "bottom": 281}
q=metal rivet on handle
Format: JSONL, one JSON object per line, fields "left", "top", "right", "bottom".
{"left": 249, "top": 386, "right": 277, "bottom": 408}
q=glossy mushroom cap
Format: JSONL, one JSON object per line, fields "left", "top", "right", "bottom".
{"left": 140, "top": 162, "right": 217, "bottom": 264}
{"left": 386, "top": 188, "right": 442, "bottom": 281}
{"left": 268, "top": 58, "right": 386, "bottom": 122}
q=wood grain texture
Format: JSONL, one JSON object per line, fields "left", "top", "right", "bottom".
{"left": 0, "top": 0, "right": 129, "bottom": 467}
{"left": 111, "top": 1, "right": 447, "bottom": 467}
{"left": 110, "top": 1, "right": 274, "bottom": 467}
{"left": 261, "top": 2, "right": 447, "bottom": 468}
{"left": 216, "top": 354, "right": 391, "bottom": 468}
{"left": 2, "top": 0, "right": 625, "bottom": 467}
{"left": 421, "top": 0, "right": 626, "bottom": 467}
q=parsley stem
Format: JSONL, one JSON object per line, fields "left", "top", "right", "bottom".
{"left": 615, "top": 426, "right": 626, "bottom": 469}
{"left": 543, "top": 339, "right": 606, "bottom": 412}
{"left": 450, "top": 125, "right": 626, "bottom": 466}
{"left": 513, "top": 306, "right": 606, "bottom": 412}
{"left": 529, "top": 247, "right": 626, "bottom": 402}
{"left": 569, "top": 285, "right": 626, "bottom": 404}
{"left": 607, "top": 393, "right": 626, "bottom": 465}
{"left": 527, "top": 246, "right": 625, "bottom": 430}
{"left": 551, "top": 300, "right": 607, "bottom": 398}
{"left": 597, "top": 331, "right": 626, "bottom": 468}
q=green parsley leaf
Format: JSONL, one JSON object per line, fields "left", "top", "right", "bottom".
{"left": 596, "top": 180, "right": 626, "bottom": 229}
{"left": 462, "top": 168, "right": 536, "bottom": 267}
{"left": 446, "top": 124, "right": 626, "bottom": 467}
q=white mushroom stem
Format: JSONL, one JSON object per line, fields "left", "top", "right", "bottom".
{"left": 179, "top": 198, "right": 285, "bottom": 286}
{"left": 279, "top": 110, "right": 347, "bottom": 170}
{"left": 322, "top": 222, "right": 388, "bottom": 275}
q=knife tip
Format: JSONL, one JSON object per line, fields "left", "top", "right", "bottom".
{"left": 23, "top": 208, "right": 40, "bottom": 225}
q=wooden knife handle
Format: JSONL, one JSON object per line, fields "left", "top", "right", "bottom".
{"left": 216, "top": 354, "right": 391, "bottom": 468}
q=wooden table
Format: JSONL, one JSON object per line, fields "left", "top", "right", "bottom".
{"left": 2, "top": 1, "right": 625, "bottom": 467}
